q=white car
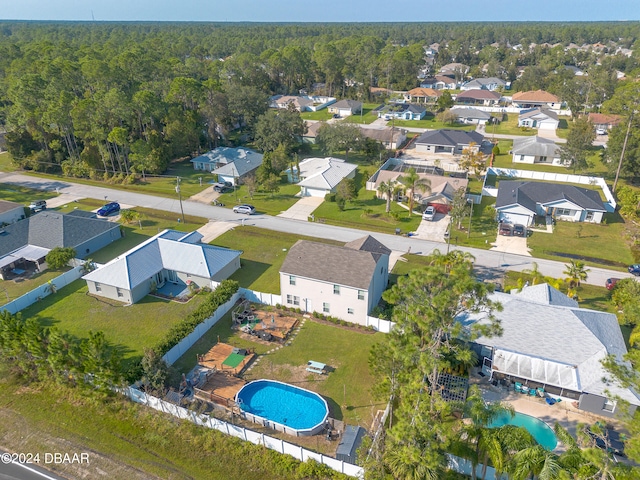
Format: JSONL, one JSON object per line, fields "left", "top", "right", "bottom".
{"left": 596, "top": 128, "right": 607, "bottom": 135}
{"left": 422, "top": 206, "right": 436, "bottom": 221}
{"left": 233, "top": 204, "right": 255, "bottom": 215}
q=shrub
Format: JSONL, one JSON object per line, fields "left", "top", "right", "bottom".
{"left": 46, "top": 247, "right": 76, "bottom": 269}
{"left": 275, "top": 303, "right": 281, "bottom": 309}
{"left": 325, "top": 193, "right": 336, "bottom": 202}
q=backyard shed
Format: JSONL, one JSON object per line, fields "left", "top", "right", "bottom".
{"left": 336, "top": 425, "right": 366, "bottom": 463}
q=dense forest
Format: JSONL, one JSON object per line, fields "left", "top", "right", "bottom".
{"left": 0, "top": 21, "right": 638, "bottom": 179}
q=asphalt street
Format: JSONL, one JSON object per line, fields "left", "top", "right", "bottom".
{"left": 0, "top": 170, "right": 633, "bottom": 287}
{"left": 0, "top": 451, "right": 68, "bottom": 480}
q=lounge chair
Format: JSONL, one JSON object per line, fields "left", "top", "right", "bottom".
{"left": 528, "top": 388, "right": 537, "bottom": 397}
{"left": 537, "top": 387, "right": 545, "bottom": 398}
{"left": 514, "top": 382, "right": 523, "bottom": 393}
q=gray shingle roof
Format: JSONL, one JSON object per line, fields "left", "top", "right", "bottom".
{"left": 332, "top": 99, "right": 362, "bottom": 110}
{"left": 512, "top": 136, "right": 560, "bottom": 157}
{"left": 462, "top": 77, "right": 507, "bottom": 89}
{"left": 518, "top": 107, "right": 559, "bottom": 121}
{"left": 280, "top": 238, "right": 389, "bottom": 290}
{"left": 415, "top": 129, "right": 484, "bottom": 147}
{"left": 344, "top": 235, "right": 392, "bottom": 257}
{"left": 0, "top": 212, "right": 120, "bottom": 258}
{"left": 449, "top": 107, "right": 492, "bottom": 121}
{"left": 0, "top": 199, "right": 23, "bottom": 214}
{"left": 495, "top": 181, "right": 606, "bottom": 212}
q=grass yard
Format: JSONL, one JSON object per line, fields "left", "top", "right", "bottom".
{"left": 216, "top": 182, "right": 300, "bottom": 215}
{"left": 448, "top": 196, "right": 498, "bottom": 250}
{"left": 300, "top": 109, "right": 333, "bottom": 121}
{"left": 244, "top": 319, "right": 384, "bottom": 427}
{"left": 211, "top": 226, "right": 343, "bottom": 294}
{"left": 394, "top": 115, "right": 476, "bottom": 131}
{"left": 0, "top": 267, "right": 71, "bottom": 302}
{"left": 490, "top": 114, "right": 536, "bottom": 136}
{"left": 556, "top": 117, "right": 570, "bottom": 139}
{"left": 341, "top": 103, "right": 383, "bottom": 125}
{"left": 19, "top": 279, "right": 207, "bottom": 366}
{"left": 527, "top": 212, "right": 633, "bottom": 270}
{"left": 0, "top": 152, "right": 18, "bottom": 172}
{"left": 0, "top": 182, "right": 57, "bottom": 205}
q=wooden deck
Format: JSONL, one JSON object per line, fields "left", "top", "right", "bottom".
{"left": 194, "top": 372, "right": 246, "bottom": 408}
{"left": 244, "top": 310, "right": 299, "bottom": 340}
{"left": 197, "top": 342, "right": 255, "bottom": 375}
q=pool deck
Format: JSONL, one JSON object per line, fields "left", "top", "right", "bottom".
{"left": 471, "top": 369, "right": 624, "bottom": 451}
{"left": 197, "top": 342, "right": 256, "bottom": 376}
{"left": 193, "top": 371, "right": 246, "bottom": 408}
{"left": 238, "top": 309, "right": 299, "bottom": 341}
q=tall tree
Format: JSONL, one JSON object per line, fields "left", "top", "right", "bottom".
{"left": 254, "top": 107, "right": 306, "bottom": 154}
{"left": 399, "top": 167, "right": 431, "bottom": 215}
{"left": 559, "top": 117, "right": 596, "bottom": 173}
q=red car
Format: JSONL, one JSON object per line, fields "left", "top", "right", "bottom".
{"left": 605, "top": 278, "right": 620, "bottom": 291}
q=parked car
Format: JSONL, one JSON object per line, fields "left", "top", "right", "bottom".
{"left": 233, "top": 204, "right": 255, "bottom": 215}
{"left": 29, "top": 200, "right": 47, "bottom": 213}
{"left": 596, "top": 128, "right": 607, "bottom": 136}
{"left": 422, "top": 206, "right": 436, "bottom": 221}
{"left": 605, "top": 278, "right": 620, "bottom": 290}
{"left": 498, "top": 223, "right": 513, "bottom": 236}
{"left": 97, "top": 202, "right": 121, "bottom": 217}
{"left": 213, "top": 181, "right": 233, "bottom": 193}
{"left": 628, "top": 264, "right": 640, "bottom": 276}
{"left": 513, "top": 224, "right": 527, "bottom": 237}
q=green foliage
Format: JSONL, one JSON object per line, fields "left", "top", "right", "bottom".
{"left": 153, "top": 280, "right": 239, "bottom": 356}
{"left": 45, "top": 246, "right": 76, "bottom": 269}
{"left": 559, "top": 117, "right": 596, "bottom": 173}
{"left": 254, "top": 108, "right": 306, "bottom": 154}
{"left": 611, "top": 278, "right": 640, "bottom": 326}
{"left": 119, "top": 209, "right": 142, "bottom": 224}
{"left": 436, "top": 91, "right": 454, "bottom": 111}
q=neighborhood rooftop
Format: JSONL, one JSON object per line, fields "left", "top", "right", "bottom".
{"left": 415, "top": 129, "right": 484, "bottom": 147}
{"left": 495, "top": 180, "right": 606, "bottom": 213}
{"left": 296, "top": 157, "right": 358, "bottom": 191}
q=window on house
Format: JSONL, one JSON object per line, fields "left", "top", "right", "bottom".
{"left": 603, "top": 399, "right": 616, "bottom": 412}
{"left": 539, "top": 156, "right": 547, "bottom": 162}
{"left": 286, "top": 294, "right": 293, "bottom": 304}
{"left": 519, "top": 155, "right": 525, "bottom": 161}
{"left": 347, "top": 308, "right": 354, "bottom": 315}
{"left": 116, "top": 288, "right": 123, "bottom": 298}
{"left": 358, "top": 290, "right": 365, "bottom": 300}
{"left": 333, "top": 285, "right": 340, "bottom": 295}
{"left": 556, "top": 208, "right": 573, "bottom": 216}
{"left": 293, "top": 296, "right": 300, "bottom": 306}
{"left": 95, "top": 283, "right": 102, "bottom": 292}
{"left": 289, "top": 275, "right": 296, "bottom": 286}
{"left": 323, "top": 303, "right": 330, "bottom": 313}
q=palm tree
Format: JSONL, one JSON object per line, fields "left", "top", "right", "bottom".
{"left": 399, "top": 167, "right": 431, "bottom": 215}
{"left": 377, "top": 179, "right": 402, "bottom": 213}
{"left": 563, "top": 260, "right": 590, "bottom": 288}
{"left": 508, "top": 445, "right": 562, "bottom": 480}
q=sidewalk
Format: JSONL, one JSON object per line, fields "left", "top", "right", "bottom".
{"left": 277, "top": 196, "right": 324, "bottom": 221}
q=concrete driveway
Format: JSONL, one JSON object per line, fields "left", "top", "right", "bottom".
{"left": 490, "top": 234, "right": 531, "bottom": 256}
{"left": 278, "top": 196, "right": 324, "bottom": 221}
{"left": 414, "top": 213, "right": 451, "bottom": 242}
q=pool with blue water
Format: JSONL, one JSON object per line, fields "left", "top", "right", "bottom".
{"left": 489, "top": 412, "right": 558, "bottom": 450}
{"left": 236, "top": 380, "right": 329, "bottom": 433}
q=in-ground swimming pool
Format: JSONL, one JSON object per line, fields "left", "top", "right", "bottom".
{"left": 236, "top": 380, "right": 329, "bottom": 435}
{"left": 489, "top": 412, "right": 557, "bottom": 450}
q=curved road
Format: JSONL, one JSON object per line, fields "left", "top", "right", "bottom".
{"left": 0, "top": 171, "right": 632, "bottom": 287}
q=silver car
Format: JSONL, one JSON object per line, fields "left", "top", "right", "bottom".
{"left": 233, "top": 204, "right": 255, "bottom": 215}
{"left": 422, "top": 206, "right": 436, "bottom": 221}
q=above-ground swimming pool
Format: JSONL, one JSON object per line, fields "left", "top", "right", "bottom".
{"left": 489, "top": 412, "right": 558, "bottom": 450}
{"left": 236, "top": 380, "right": 329, "bottom": 436}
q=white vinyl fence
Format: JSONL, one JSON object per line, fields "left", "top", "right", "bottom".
{"left": 0, "top": 264, "right": 85, "bottom": 315}
{"left": 125, "top": 387, "right": 364, "bottom": 479}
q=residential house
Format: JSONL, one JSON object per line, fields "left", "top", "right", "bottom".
{"left": 460, "top": 77, "right": 507, "bottom": 91}
{"left": 303, "top": 121, "right": 324, "bottom": 144}
{"left": 327, "top": 100, "right": 362, "bottom": 117}
{"left": 403, "top": 87, "right": 441, "bottom": 104}
{"left": 0, "top": 200, "right": 26, "bottom": 226}
{"left": 369, "top": 169, "right": 468, "bottom": 212}
{"left": 360, "top": 127, "right": 407, "bottom": 150}
{"left": 564, "top": 65, "right": 586, "bottom": 76}
{"left": 269, "top": 94, "right": 336, "bottom": 112}
{"left": 439, "top": 63, "right": 470, "bottom": 80}
{"left": 495, "top": 180, "right": 607, "bottom": 226}
{"left": 0, "top": 211, "right": 121, "bottom": 279}
{"left": 460, "top": 284, "right": 640, "bottom": 418}
{"left": 414, "top": 129, "right": 484, "bottom": 155}
{"left": 377, "top": 104, "right": 426, "bottom": 121}
{"left": 517, "top": 108, "right": 559, "bottom": 131}
{"left": 420, "top": 75, "right": 458, "bottom": 90}
{"left": 286, "top": 157, "right": 357, "bottom": 197}
{"left": 190, "top": 147, "right": 263, "bottom": 186}
{"left": 511, "top": 90, "right": 562, "bottom": 110}
{"left": 83, "top": 230, "right": 241, "bottom": 304}
{"left": 455, "top": 90, "right": 502, "bottom": 106}
{"left": 279, "top": 236, "right": 391, "bottom": 324}
{"left": 449, "top": 107, "right": 492, "bottom": 125}
{"left": 588, "top": 113, "right": 622, "bottom": 132}
{"left": 511, "top": 136, "right": 563, "bottom": 165}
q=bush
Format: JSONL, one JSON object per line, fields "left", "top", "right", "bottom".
{"left": 46, "top": 247, "right": 76, "bottom": 269}
{"left": 325, "top": 193, "right": 336, "bottom": 202}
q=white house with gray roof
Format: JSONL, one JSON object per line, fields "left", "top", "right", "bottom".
{"left": 460, "top": 77, "right": 508, "bottom": 91}
{"left": 327, "top": 99, "right": 363, "bottom": 117}
{"left": 83, "top": 230, "right": 241, "bottom": 304}
{"left": 415, "top": 129, "right": 484, "bottom": 155}
{"left": 287, "top": 157, "right": 357, "bottom": 197}
{"left": 511, "top": 136, "right": 563, "bottom": 165}
{"left": 459, "top": 284, "right": 640, "bottom": 418}
{"left": 495, "top": 180, "right": 606, "bottom": 226}
{"left": 449, "top": 107, "right": 492, "bottom": 125}
{"left": 190, "top": 147, "right": 263, "bottom": 186}
{"left": 279, "top": 236, "right": 390, "bottom": 324}
{"left": 0, "top": 200, "right": 26, "bottom": 226}
{"left": 518, "top": 107, "right": 559, "bottom": 131}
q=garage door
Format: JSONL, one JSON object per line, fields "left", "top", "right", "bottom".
{"left": 499, "top": 212, "right": 531, "bottom": 225}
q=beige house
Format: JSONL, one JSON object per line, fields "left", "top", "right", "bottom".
{"left": 279, "top": 236, "right": 390, "bottom": 325}
{"left": 0, "top": 200, "right": 26, "bottom": 226}
{"left": 360, "top": 127, "right": 407, "bottom": 150}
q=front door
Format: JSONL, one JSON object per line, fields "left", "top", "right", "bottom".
{"left": 167, "top": 270, "right": 178, "bottom": 283}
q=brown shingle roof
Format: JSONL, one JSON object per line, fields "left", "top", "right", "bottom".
{"left": 0, "top": 199, "right": 23, "bottom": 215}
{"left": 588, "top": 113, "right": 622, "bottom": 127}
{"left": 456, "top": 90, "right": 501, "bottom": 100}
{"left": 407, "top": 87, "right": 442, "bottom": 97}
{"left": 512, "top": 90, "right": 559, "bottom": 103}
{"left": 280, "top": 239, "right": 387, "bottom": 290}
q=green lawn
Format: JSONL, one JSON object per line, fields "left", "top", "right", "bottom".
{"left": 0, "top": 182, "right": 57, "bottom": 205}
{"left": 211, "top": 226, "right": 342, "bottom": 293}
{"left": 394, "top": 115, "right": 476, "bottom": 130}
{"left": 216, "top": 182, "right": 300, "bottom": 215}
{"left": 300, "top": 109, "right": 333, "bottom": 121}
{"left": 527, "top": 212, "right": 633, "bottom": 270}
{"left": 0, "top": 267, "right": 71, "bottom": 302}
{"left": 245, "top": 319, "right": 384, "bottom": 427}
{"left": 0, "top": 152, "right": 18, "bottom": 172}
{"left": 19, "top": 279, "right": 207, "bottom": 366}
{"left": 342, "top": 103, "right": 383, "bottom": 125}
{"left": 556, "top": 117, "right": 570, "bottom": 139}
{"left": 490, "top": 114, "right": 536, "bottom": 136}
{"left": 448, "top": 196, "right": 498, "bottom": 250}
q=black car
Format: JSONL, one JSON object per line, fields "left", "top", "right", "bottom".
{"left": 513, "top": 224, "right": 527, "bottom": 237}
{"left": 628, "top": 264, "right": 640, "bottom": 276}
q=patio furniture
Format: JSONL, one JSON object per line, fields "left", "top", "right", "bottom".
{"left": 546, "top": 397, "right": 556, "bottom": 406}
{"left": 520, "top": 385, "right": 530, "bottom": 394}
{"left": 537, "top": 387, "right": 545, "bottom": 397}
{"left": 306, "top": 360, "right": 327, "bottom": 374}
{"left": 528, "top": 388, "right": 537, "bottom": 397}
{"left": 514, "top": 382, "right": 523, "bottom": 393}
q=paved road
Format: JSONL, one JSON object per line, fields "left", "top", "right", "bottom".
{"left": 1, "top": 171, "right": 633, "bottom": 287}
{"left": 0, "top": 450, "right": 68, "bottom": 480}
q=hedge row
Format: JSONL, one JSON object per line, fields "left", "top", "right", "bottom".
{"left": 154, "top": 280, "right": 239, "bottom": 356}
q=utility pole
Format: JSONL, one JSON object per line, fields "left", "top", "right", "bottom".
{"left": 467, "top": 199, "right": 473, "bottom": 239}
{"left": 175, "top": 177, "right": 185, "bottom": 224}
{"left": 613, "top": 111, "right": 635, "bottom": 193}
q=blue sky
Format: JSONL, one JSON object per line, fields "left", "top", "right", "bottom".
{"left": 1, "top": 1, "right": 638, "bottom": 22}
